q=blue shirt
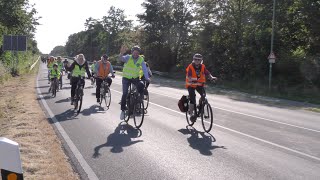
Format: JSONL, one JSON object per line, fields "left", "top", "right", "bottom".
{"left": 119, "top": 54, "right": 149, "bottom": 79}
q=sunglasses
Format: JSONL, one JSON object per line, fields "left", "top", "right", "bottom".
{"left": 193, "top": 58, "right": 202, "bottom": 61}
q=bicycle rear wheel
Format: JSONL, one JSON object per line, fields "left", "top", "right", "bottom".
{"left": 185, "top": 101, "right": 195, "bottom": 126}
{"left": 133, "top": 96, "right": 144, "bottom": 129}
{"left": 143, "top": 89, "right": 149, "bottom": 110}
{"left": 105, "top": 87, "right": 111, "bottom": 107}
{"left": 201, "top": 103, "right": 213, "bottom": 132}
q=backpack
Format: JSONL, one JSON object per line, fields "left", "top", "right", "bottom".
{"left": 178, "top": 95, "right": 189, "bottom": 112}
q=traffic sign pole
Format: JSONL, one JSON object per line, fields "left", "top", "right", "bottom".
{"left": 269, "top": 0, "right": 276, "bottom": 91}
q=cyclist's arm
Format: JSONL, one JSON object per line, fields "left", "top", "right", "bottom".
{"left": 66, "top": 61, "right": 75, "bottom": 71}
{"left": 118, "top": 54, "right": 130, "bottom": 63}
{"left": 85, "top": 62, "right": 92, "bottom": 78}
{"left": 141, "top": 62, "right": 149, "bottom": 80}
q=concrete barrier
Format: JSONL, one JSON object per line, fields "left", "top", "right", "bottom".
{"left": 0, "top": 137, "right": 23, "bottom": 180}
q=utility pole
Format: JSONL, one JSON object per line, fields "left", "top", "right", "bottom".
{"left": 268, "top": 0, "right": 276, "bottom": 91}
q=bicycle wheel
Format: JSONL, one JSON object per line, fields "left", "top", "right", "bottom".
{"left": 133, "top": 96, "right": 144, "bottom": 129}
{"left": 105, "top": 87, "right": 111, "bottom": 107}
{"left": 143, "top": 89, "right": 149, "bottom": 110}
{"left": 201, "top": 103, "right": 213, "bottom": 132}
{"left": 77, "top": 95, "right": 83, "bottom": 114}
{"left": 124, "top": 94, "right": 131, "bottom": 122}
{"left": 185, "top": 101, "right": 195, "bottom": 126}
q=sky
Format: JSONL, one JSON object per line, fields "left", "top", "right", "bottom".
{"left": 29, "top": 0, "right": 145, "bottom": 54}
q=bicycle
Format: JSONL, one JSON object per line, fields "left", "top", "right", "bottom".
{"left": 73, "top": 77, "right": 85, "bottom": 113}
{"left": 185, "top": 87, "right": 213, "bottom": 133}
{"left": 49, "top": 77, "right": 59, "bottom": 97}
{"left": 99, "top": 77, "right": 111, "bottom": 108}
{"left": 124, "top": 82, "right": 145, "bottom": 129}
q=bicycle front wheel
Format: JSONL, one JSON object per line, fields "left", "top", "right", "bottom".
{"left": 52, "top": 82, "right": 56, "bottom": 97}
{"left": 201, "top": 103, "right": 213, "bottom": 132}
{"left": 77, "top": 95, "right": 83, "bottom": 113}
{"left": 133, "top": 97, "right": 144, "bottom": 129}
{"left": 124, "top": 94, "right": 132, "bottom": 122}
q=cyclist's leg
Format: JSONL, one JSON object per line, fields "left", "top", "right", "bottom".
{"left": 121, "top": 77, "right": 130, "bottom": 111}
{"left": 96, "top": 78, "right": 102, "bottom": 99}
{"left": 71, "top": 77, "right": 78, "bottom": 100}
{"left": 133, "top": 79, "right": 144, "bottom": 97}
{"left": 187, "top": 87, "right": 197, "bottom": 118}
{"left": 196, "top": 86, "right": 205, "bottom": 104}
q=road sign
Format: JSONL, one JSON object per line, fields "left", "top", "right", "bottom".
{"left": 268, "top": 52, "right": 276, "bottom": 63}
{"left": 2, "top": 35, "right": 27, "bottom": 51}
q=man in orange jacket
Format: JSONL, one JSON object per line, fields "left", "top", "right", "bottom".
{"left": 94, "top": 54, "right": 115, "bottom": 103}
{"left": 186, "top": 53, "right": 217, "bottom": 122}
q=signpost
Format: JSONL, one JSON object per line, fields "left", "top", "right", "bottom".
{"left": 2, "top": 35, "right": 27, "bottom": 75}
{"left": 269, "top": 0, "right": 276, "bottom": 91}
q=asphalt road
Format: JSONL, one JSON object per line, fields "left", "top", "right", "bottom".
{"left": 36, "top": 64, "right": 320, "bottom": 180}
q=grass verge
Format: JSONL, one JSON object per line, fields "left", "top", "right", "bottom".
{"left": 0, "top": 67, "right": 79, "bottom": 179}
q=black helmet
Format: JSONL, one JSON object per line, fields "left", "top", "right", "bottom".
{"left": 193, "top": 53, "right": 203, "bottom": 60}
{"left": 131, "top": 46, "right": 141, "bottom": 53}
{"left": 102, "top": 54, "right": 108, "bottom": 60}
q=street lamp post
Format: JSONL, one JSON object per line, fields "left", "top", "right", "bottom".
{"left": 269, "top": 0, "right": 276, "bottom": 91}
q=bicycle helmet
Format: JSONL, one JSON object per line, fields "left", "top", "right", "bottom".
{"left": 102, "top": 54, "right": 108, "bottom": 60}
{"left": 193, "top": 53, "right": 203, "bottom": 60}
{"left": 53, "top": 63, "right": 58, "bottom": 67}
{"left": 131, "top": 45, "right": 141, "bottom": 53}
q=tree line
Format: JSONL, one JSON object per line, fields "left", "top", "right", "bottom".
{"left": 60, "top": 0, "right": 320, "bottom": 101}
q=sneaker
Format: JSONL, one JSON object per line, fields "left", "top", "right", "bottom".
{"left": 120, "top": 111, "right": 125, "bottom": 120}
{"left": 97, "top": 98, "right": 100, "bottom": 103}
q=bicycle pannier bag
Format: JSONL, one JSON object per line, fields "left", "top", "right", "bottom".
{"left": 178, "top": 95, "right": 188, "bottom": 112}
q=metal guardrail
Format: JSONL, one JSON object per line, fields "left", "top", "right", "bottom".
{"left": 29, "top": 56, "right": 40, "bottom": 71}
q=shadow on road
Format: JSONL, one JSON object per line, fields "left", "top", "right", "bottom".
{"left": 82, "top": 105, "right": 106, "bottom": 116}
{"left": 55, "top": 98, "right": 70, "bottom": 103}
{"left": 93, "top": 122, "right": 143, "bottom": 157}
{"left": 50, "top": 109, "right": 79, "bottom": 123}
{"left": 35, "top": 85, "right": 50, "bottom": 89}
{"left": 178, "top": 126, "right": 226, "bottom": 156}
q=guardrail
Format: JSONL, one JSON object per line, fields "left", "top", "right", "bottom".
{"left": 29, "top": 56, "right": 40, "bottom": 71}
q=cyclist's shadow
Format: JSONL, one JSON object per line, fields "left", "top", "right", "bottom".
{"left": 93, "top": 122, "right": 143, "bottom": 158}
{"left": 178, "top": 126, "right": 226, "bottom": 156}
{"left": 81, "top": 105, "right": 105, "bottom": 116}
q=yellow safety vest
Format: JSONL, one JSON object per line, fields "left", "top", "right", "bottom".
{"left": 72, "top": 64, "right": 86, "bottom": 77}
{"left": 123, "top": 56, "right": 143, "bottom": 79}
{"left": 50, "top": 69, "right": 61, "bottom": 79}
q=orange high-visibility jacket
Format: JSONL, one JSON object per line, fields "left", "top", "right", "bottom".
{"left": 185, "top": 64, "right": 206, "bottom": 88}
{"left": 97, "top": 60, "right": 111, "bottom": 79}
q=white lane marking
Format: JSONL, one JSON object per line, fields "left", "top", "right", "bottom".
{"left": 112, "top": 81, "right": 320, "bottom": 133}
{"left": 36, "top": 75, "right": 99, "bottom": 180}
{"left": 111, "top": 88, "right": 320, "bottom": 162}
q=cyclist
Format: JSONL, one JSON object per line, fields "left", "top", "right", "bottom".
{"left": 65, "top": 54, "right": 92, "bottom": 105}
{"left": 49, "top": 63, "right": 61, "bottom": 93}
{"left": 47, "top": 56, "right": 55, "bottom": 84}
{"left": 94, "top": 55, "right": 115, "bottom": 103}
{"left": 56, "top": 56, "right": 64, "bottom": 87}
{"left": 119, "top": 45, "right": 150, "bottom": 120}
{"left": 186, "top": 53, "right": 217, "bottom": 122}
{"left": 90, "top": 60, "right": 97, "bottom": 85}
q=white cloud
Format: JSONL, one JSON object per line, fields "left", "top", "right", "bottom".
{"left": 30, "top": 0, "right": 144, "bottom": 54}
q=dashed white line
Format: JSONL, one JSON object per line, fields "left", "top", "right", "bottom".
{"left": 111, "top": 88, "right": 320, "bottom": 162}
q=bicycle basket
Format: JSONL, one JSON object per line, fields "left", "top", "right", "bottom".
{"left": 178, "top": 95, "right": 188, "bottom": 112}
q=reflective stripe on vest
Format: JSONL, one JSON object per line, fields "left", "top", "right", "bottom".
{"left": 72, "top": 64, "right": 86, "bottom": 77}
{"left": 123, "top": 56, "right": 143, "bottom": 79}
{"left": 185, "top": 64, "right": 206, "bottom": 88}
{"left": 97, "top": 61, "right": 110, "bottom": 79}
